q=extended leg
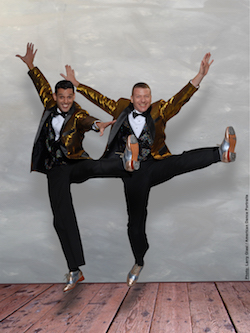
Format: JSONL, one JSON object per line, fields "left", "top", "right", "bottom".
{"left": 150, "top": 124, "right": 237, "bottom": 187}
{"left": 151, "top": 147, "right": 221, "bottom": 187}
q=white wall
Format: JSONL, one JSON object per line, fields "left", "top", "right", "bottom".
{"left": 0, "top": 0, "right": 249, "bottom": 283}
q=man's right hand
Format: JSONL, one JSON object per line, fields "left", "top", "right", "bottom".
{"left": 16, "top": 43, "right": 37, "bottom": 70}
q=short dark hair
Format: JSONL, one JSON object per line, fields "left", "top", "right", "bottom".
{"left": 132, "top": 82, "right": 151, "bottom": 95}
{"left": 55, "top": 80, "right": 75, "bottom": 94}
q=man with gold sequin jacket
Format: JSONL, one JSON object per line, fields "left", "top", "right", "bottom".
{"left": 16, "top": 43, "right": 139, "bottom": 292}
{"left": 62, "top": 53, "right": 237, "bottom": 287}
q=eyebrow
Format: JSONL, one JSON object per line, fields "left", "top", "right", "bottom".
{"left": 58, "top": 93, "right": 74, "bottom": 96}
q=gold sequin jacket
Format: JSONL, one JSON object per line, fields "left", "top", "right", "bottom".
{"left": 76, "top": 82, "right": 198, "bottom": 159}
{"left": 28, "top": 67, "right": 99, "bottom": 173}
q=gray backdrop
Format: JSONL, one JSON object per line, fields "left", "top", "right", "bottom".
{"left": 0, "top": 0, "right": 249, "bottom": 283}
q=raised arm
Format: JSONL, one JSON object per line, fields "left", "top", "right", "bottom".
{"left": 16, "top": 43, "right": 55, "bottom": 110}
{"left": 16, "top": 42, "right": 37, "bottom": 70}
{"left": 61, "top": 65, "right": 121, "bottom": 117}
{"left": 191, "top": 52, "right": 214, "bottom": 87}
{"left": 158, "top": 53, "right": 214, "bottom": 123}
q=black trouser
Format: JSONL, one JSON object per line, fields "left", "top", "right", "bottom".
{"left": 47, "top": 158, "right": 127, "bottom": 271}
{"left": 122, "top": 147, "right": 221, "bottom": 266}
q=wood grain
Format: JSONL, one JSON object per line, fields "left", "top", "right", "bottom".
{"left": 0, "top": 282, "right": 249, "bottom": 333}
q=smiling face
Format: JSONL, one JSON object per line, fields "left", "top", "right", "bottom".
{"left": 53, "top": 88, "right": 75, "bottom": 113}
{"left": 131, "top": 87, "right": 152, "bottom": 113}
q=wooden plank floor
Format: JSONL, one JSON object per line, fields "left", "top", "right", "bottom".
{"left": 0, "top": 282, "right": 249, "bottom": 332}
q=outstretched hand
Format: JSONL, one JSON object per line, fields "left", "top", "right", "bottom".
{"left": 199, "top": 52, "right": 214, "bottom": 77}
{"left": 16, "top": 43, "right": 37, "bottom": 70}
{"left": 61, "top": 65, "right": 79, "bottom": 87}
{"left": 191, "top": 52, "right": 214, "bottom": 87}
{"left": 96, "top": 120, "right": 116, "bottom": 136}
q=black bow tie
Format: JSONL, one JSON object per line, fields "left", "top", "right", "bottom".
{"left": 53, "top": 109, "right": 68, "bottom": 118}
{"left": 132, "top": 111, "right": 146, "bottom": 118}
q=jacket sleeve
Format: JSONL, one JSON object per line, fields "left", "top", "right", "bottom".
{"left": 28, "top": 67, "right": 56, "bottom": 110}
{"left": 74, "top": 105, "right": 100, "bottom": 132}
{"left": 158, "top": 82, "right": 198, "bottom": 123}
{"left": 76, "top": 84, "right": 123, "bottom": 118}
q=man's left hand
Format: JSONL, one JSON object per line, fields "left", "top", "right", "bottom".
{"left": 96, "top": 120, "right": 116, "bottom": 136}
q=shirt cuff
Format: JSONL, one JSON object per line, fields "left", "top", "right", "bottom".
{"left": 190, "top": 80, "right": 199, "bottom": 89}
{"left": 92, "top": 120, "right": 101, "bottom": 132}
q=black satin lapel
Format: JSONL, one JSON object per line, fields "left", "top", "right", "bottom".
{"left": 61, "top": 103, "right": 75, "bottom": 133}
{"left": 107, "top": 105, "right": 132, "bottom": 146}
{"left": 146, "top": 106, "right": 155, "bottom": 141}
{"left": 34, "top": 109, "right": 53, "bottom": 143}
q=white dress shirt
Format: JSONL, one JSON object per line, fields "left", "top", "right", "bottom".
{"left": 52, "top": 109, "right": 65, "bottom": 141}
{"left": 128, "top": 110, "right": 146, "bottom": 138}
